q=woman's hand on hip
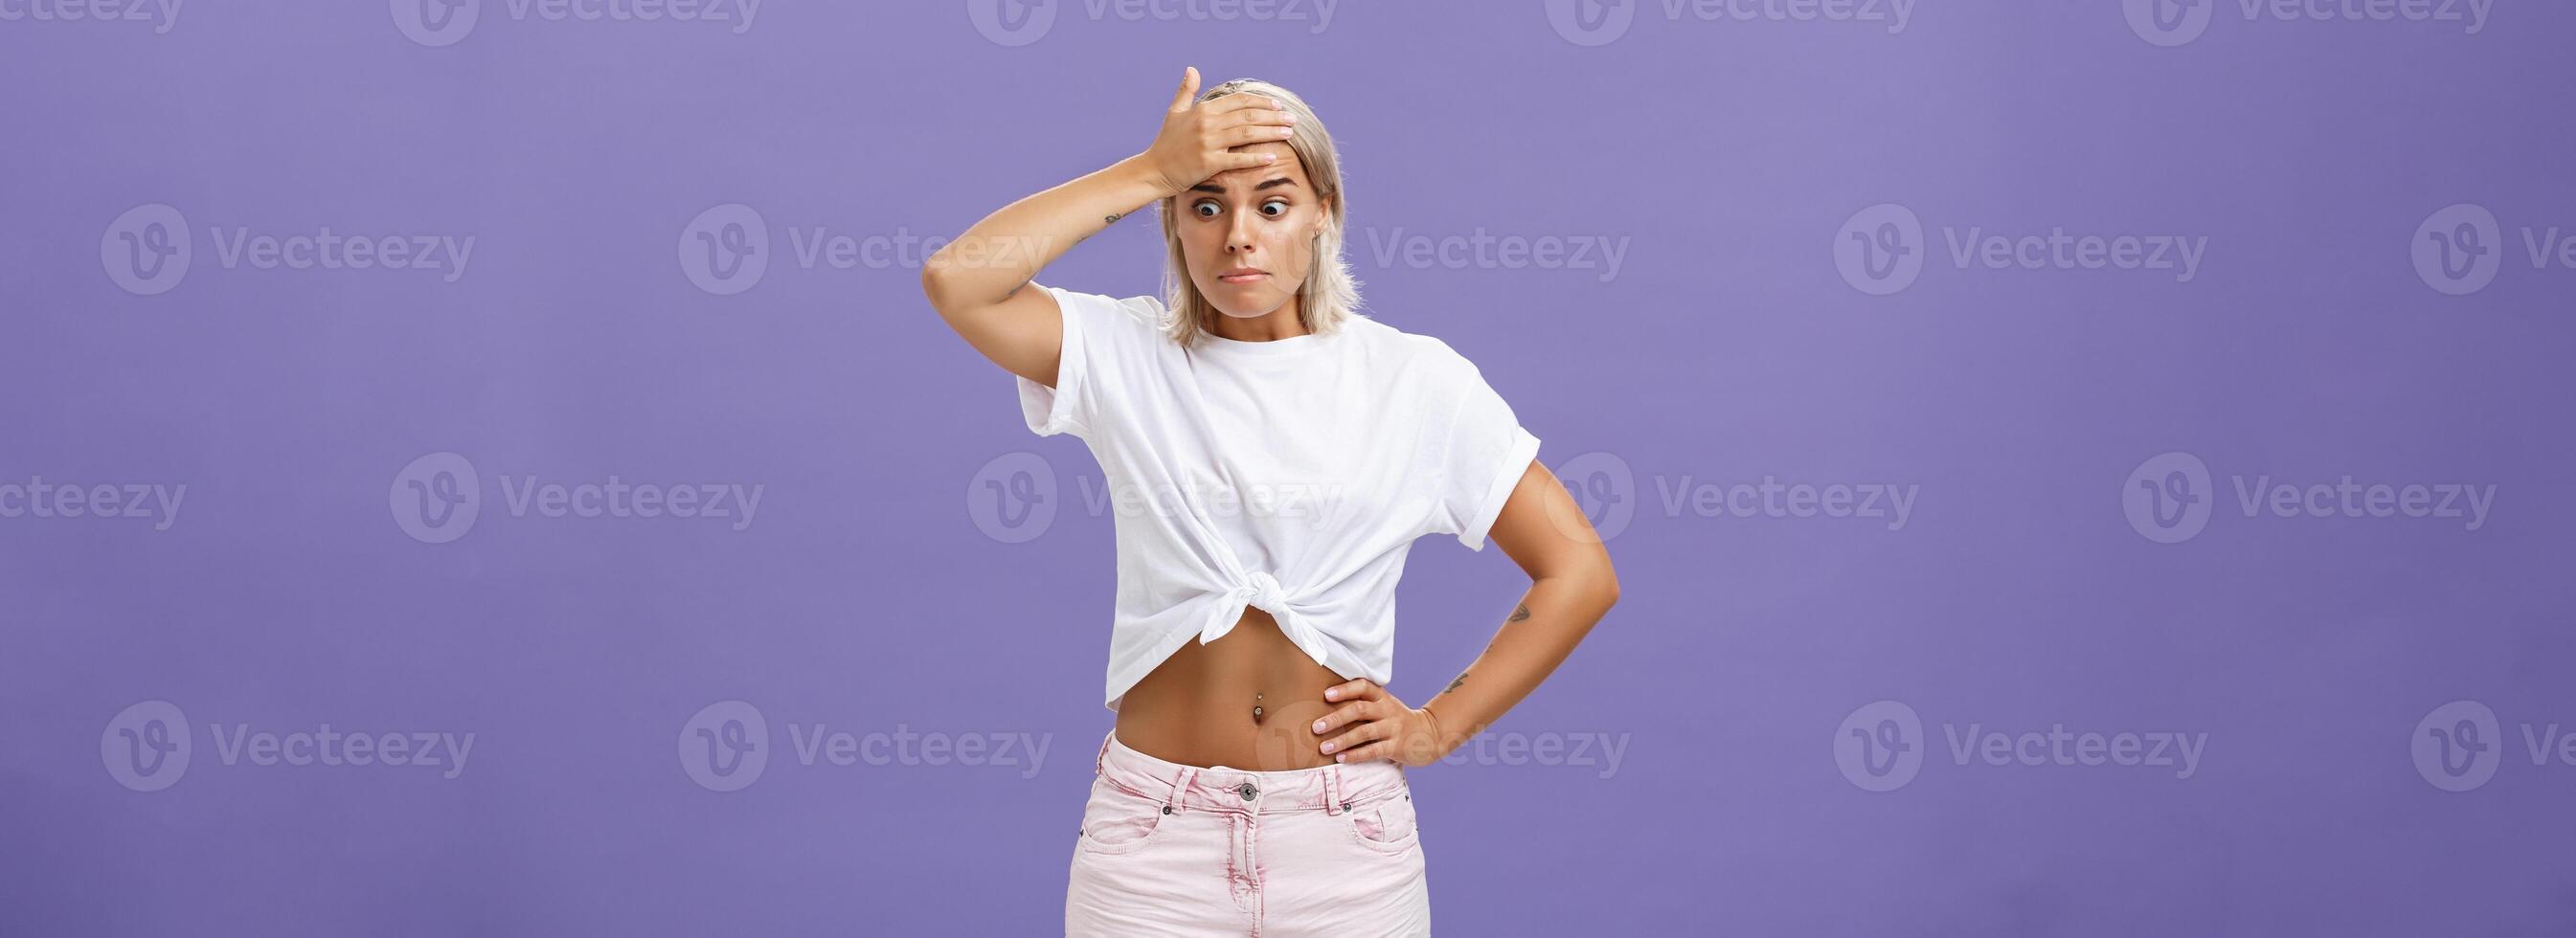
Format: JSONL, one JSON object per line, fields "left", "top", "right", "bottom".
{"left": 1312, "top": 678, "right": 1449, "bottom": 768}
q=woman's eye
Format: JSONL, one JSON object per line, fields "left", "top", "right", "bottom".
{"left": 1260, "top": 201, "right": 1289, "bottom": 217}
{"left": 1193, "top": 202, "right": 1220, "bottom": 218}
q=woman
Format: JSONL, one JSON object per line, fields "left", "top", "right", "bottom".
{"left": 921, "top": 68, "right": 1621, "bottom": 936}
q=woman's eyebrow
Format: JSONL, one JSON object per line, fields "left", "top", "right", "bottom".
{"left": 1187, "top": 177, "right": 1301, "bottom": 195}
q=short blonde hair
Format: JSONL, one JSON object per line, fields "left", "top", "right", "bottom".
{"left": 1158, "top": 78, "right": 1363, "bottom": 346}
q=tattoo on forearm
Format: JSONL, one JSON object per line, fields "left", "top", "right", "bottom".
{"left": 1103, "top": 212, "right": 1123, "bottom": 225}
{"left": 1444, "top": 671, "right": 1467, "bottom": 694}
{"left": 1507, "top": 602, "right": 1531, "bottom": 624}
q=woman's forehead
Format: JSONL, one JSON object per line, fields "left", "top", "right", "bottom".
{"left": 1204, "top": 143, "right": 1309, "bottom": 190}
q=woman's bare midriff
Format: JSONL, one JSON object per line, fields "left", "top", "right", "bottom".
{"left": 1114, "top": 607, "right": 1346, "bottom": 771}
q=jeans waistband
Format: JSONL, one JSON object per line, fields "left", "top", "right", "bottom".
{"left": 1093, "top": 728, "right": 1408, "bottom": 816}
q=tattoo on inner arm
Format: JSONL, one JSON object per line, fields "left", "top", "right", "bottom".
{"left": 1444, "top": 671, "right": 1467, "bottom": 694}
{"left": 1507, "top": 603, "right": 1531, "bottom": 624}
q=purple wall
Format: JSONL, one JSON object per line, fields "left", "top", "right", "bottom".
{"left": 5, "top": 1, "right": 2572, "bottom": 934}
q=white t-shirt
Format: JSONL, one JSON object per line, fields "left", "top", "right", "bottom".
{"left": 1015, "top": 283, "right": 1543, "bottom": 712}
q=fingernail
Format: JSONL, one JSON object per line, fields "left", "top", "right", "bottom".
{"left": 1335, "top": 753, "right": 1346, "bottom": 763}
{"left": 1313, "top": 720, "right": 1326, "bottom": 732}
{"left": 1321, "top": 742, "right": 1334, "bottom": 753}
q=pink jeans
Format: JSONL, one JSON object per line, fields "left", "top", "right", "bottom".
{"left": 1066, "top": 729, "right": 1431, "bottom": 936}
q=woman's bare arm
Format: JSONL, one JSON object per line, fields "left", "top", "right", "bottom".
{"left": 1416, "top": 460, "right": 1621, "bottom": 757}
{"left": 920, "top": 67, "right": 1295, "bottom": 389}
{"left": 1311, "top": 459, "right": 1620, "bottom": 767}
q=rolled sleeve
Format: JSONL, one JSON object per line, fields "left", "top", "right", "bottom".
{"left": 1427, "top": 359, "right": 1543, "bottom": 551}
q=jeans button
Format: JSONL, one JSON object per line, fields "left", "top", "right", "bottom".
{"left": 1237, "top": 782, "right": 1258, "bottom": 801}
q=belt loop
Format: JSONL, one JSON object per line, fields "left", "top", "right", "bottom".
{"left": 1323, "top": 763, "right": 1344, "bottom": 815}
{"left": 1166, "top": 767, "right": 1200, "bottom": 814}
{"left": 1095, "top": 730, "right": 1114, "bottom": 776}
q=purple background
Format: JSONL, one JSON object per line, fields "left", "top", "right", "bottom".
{"left": 6, "top": 1, "right": 2574, "bottom": 934}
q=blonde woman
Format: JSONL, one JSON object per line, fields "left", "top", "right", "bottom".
{"left": 922, "top": 68, "right": 1620, "bottom": 936}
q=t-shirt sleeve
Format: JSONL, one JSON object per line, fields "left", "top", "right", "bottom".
{"left": 1423, "top": 355, "right": 1543, "bottom": 551}
{"left": 1014, "top": 284, "right": 1164, "bottom": 439}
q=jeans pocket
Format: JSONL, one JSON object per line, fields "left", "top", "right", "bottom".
{"left": 1345, "top": 789, "right": 1420, "bottom": 854}
{"left": 1075, "top": 776, "right": 1170, "bottom": 856}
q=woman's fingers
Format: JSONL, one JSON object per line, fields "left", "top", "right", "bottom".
{"left": 1223, "top": 123, "right": 1293, "bottom": 147}
{"left": 1168, "top": 67, "right": 1202, "bottom": 113}
{"left": 1320, "top": 718, "right": 1388, "bottom": 757}
{"left": 1206, "top": 91, "right": 1285, "bottom": 112}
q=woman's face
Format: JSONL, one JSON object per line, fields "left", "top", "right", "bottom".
{"left": 1175, "top": 139, "right": 1328, "bottom": 321}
